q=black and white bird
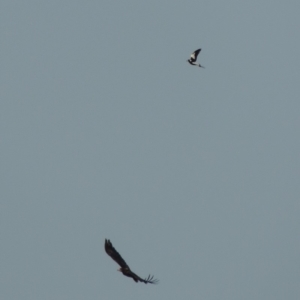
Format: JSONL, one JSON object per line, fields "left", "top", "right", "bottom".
{"left": 187, "top": 49, "right": 204, "bottom": 68}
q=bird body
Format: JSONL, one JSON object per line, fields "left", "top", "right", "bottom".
{"left": 105, "top": 239, "right": 159, "bottom": 284}
{"left": 187, "top": 48, "right": 204, "bottom": 68}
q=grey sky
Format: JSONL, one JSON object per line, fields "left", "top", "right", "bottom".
{"left": 1, "top": 1, "right": 300, "bottom": 299}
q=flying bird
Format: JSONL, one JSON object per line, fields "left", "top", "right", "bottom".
{"left": 105, "top": 239, "right": 159, "bottom": 284}
{"left": 187, "top": 48, "right": 205, "bottom": 68}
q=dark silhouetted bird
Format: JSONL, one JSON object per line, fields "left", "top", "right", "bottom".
{"left": 104, "top": 239, "right": 159, "bottom": 284}
{"left": 187, "top": 48, "right": 205, "bottom": 68}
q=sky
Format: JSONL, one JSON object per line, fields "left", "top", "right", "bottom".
{"left": 1, "top": 1, "right": 300, "bottom": 299}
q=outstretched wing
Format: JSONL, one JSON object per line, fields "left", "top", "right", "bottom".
{"left": 190, "top": 49, "right": 201, "bottom": 62}
{"left": 105, "top": 239, "right": 129, "bottom": 268}
{"left": 130, "top": 271, "right": 159, "bottom": 284}
{"left": 141, "top": 274, "right": 159, "bottom": 284}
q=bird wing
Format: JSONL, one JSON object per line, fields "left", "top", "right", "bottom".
{"left": 190, "top": 49, "right": 201, "bottom": 62}
{"left": 131, "top": 272, "right": 159, "bottom": 284}
{"left": 105, "top": 239, "right": 129, "bottom": 268}
{"left": 141, "top": 274, "right": 159, "bottom": 284}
